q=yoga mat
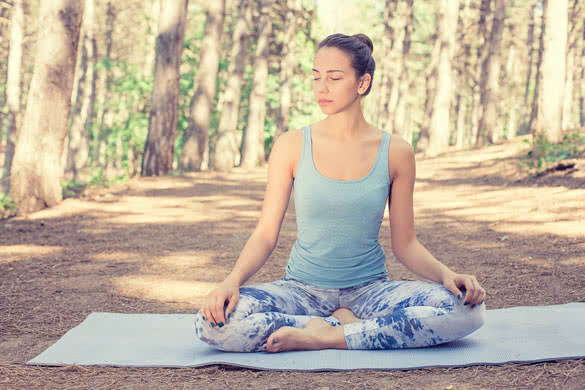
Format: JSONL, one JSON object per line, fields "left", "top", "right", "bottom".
{"left": 27, "top": 303, "right": 585, "bottom": 371}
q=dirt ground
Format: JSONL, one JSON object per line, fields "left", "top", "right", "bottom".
{"left": 1, "top": 135, "right": 584, "bottom": 390}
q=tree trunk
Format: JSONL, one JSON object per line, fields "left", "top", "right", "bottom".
{"left": 394, "top": 0, "right": 414, "bottom": 138}
{"left": 211, "top": 0, "right": 251, "bottom": 172}
{"left": 66, "top": 0, "right": 97, "bottom": 180}
{"left": 536, "top": 0, "right": 568, "bottom": 143}
{"left": 275, "top": 0, "right": 301, "bottom": 140}
{"left": 179, "top": 0, "right": 225, "bottom": 172}
{"left": 141, "top": 0, "right": 188, "bottom": 176}
{"left": 387, "top": 0, "right": 405, "bottom": 133}
{"left": 240, "top": 0, "right": 272, "bottom": 169}
{"left": 10, "top": 0, "right": 84, "bottom": 215}
{"left": 522, "top": 1, "right": 537, "bottom": 128}
{"left": 378, "top": 0, "right": 399, "bottom": 132}
{"left": 417, "top": 33, "right": 439, "bottom": 153}
{"left": 2, "top": 0, "right": 24, "bottom": 195}
{"left": 477, "top": 0, "right": 505, "bottom": 145}
{"left": 505, "top": 22, "right": 519, "bottom": 140}
{"left": 562, "top": 0, "right": 580, "bottom": 131}
{"left": 577, "top": 16, "right": 585, "bottom": 127}
{"left": 144, "top": 0, "right": 160, "bottom": 79}
{"left": 94, "top": 1, "right": 116, "bottom": 168}
{"left": 427, "top": 0, "right": 459, "bottom": 157}
{"left": 455, "top": 93, "right": 466, "bottom": 148}
{"left": 528, "top": 7, "right": 544, "bottom": 133}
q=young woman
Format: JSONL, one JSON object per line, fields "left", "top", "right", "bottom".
{"left": 194, "top": 33, "right": 486, "bottom": 353}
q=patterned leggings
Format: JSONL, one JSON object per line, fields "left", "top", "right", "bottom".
{"left": 194, "top": 277, "right": 486, "bottom": 352}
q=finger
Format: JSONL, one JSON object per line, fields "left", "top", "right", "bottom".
{"left": 462, "top": 278, "right": 475, "bottom": 304}
{"left": 470, "top": 277, "right": 484, "bottom": 303}
{"left": 444, "top": 280, "right": 463, "bottom": 301}
{"left": 203, "top": 299, "right": 212, "bottom": 323}
{"left": 214, "top": 296, "right": 226, "bottom": 326}
{"left": 265, "top": 333, "right": 279, "bottom": 353}
{"left": 201, "top": 304, "right": 209, "bottom": 323}
{"left": 208, "top": 296, "right": 220, "bottom": 327}
{"left": 225, "top": 294, "right": 239, "bottom": 321}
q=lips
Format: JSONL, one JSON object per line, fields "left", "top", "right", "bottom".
{"left": 319, "top": 99, "right": 333, "bottom": 103}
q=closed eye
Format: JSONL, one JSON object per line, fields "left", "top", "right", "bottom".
{"left": 313, "top": 78, "right": 341, "bottom": 81}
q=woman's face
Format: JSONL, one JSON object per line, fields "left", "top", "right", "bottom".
{"left": 312, "top": 46, "right": 369, "bottom": 114}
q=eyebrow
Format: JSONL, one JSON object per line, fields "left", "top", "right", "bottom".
{"left": 311, "top": 69, "right": 345, "bottom": 73}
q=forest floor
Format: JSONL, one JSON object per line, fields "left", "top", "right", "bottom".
{"left": 1, "top": 134, "right": 585, "bottom": 390}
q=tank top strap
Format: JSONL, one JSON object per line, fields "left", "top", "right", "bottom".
{"left": 371, "top": 131, "right": 391, "bottom": 182}
{"left": 302, "top": 125, "right": 311, "bottom": 159}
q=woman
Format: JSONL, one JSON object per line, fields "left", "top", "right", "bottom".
{"left": 194, "top": 33, "right": 486, "bottom": 353}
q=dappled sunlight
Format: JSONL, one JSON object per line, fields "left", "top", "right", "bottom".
{"left": 414, "top": 183, "right": 585, "bottom": 239}
{"left": 560, "top": 256, "right": 585, "bottom": 266}
{"left": 146, "top": 251, "right": 214, "bottom": 269}
{"left": 0, "top": 244, "right": 63, "bottom": 264}
{"left": 112, "top": 275, "right": 217, "bottom": 305}
{"left": 91, "top": 251, "right": 141, "bottom": 262}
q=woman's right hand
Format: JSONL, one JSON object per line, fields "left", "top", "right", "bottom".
{"left": 202, "top": 279, "right": 240, "bottom": 327}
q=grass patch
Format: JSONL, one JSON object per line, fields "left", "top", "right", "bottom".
{"left": 520, "top": 129, "right": 585, "bottom": 175}
{"left": 62, "top": 168, "right": 129, "bottom": 199}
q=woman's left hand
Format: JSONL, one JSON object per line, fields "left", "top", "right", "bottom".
{"left": 442, "top": 272, "right": 486, "bottom": 305}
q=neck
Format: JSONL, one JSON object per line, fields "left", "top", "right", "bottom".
{"left": 321, "top": 97, "right": 370, "bottom": 140}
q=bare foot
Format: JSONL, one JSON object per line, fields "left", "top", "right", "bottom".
{"left": 331, "top": 307, "right": 360, "bottom": 325}
{"left": 264, "top": 318, "right": 343, "bottom": 353}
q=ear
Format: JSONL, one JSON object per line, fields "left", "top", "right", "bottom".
{"left": 358, "top": 74, "right": 371, "bottom": 95}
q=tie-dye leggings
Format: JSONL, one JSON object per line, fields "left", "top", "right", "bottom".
{"left": 194, "top": 276, "right": 486, "bottom": 352}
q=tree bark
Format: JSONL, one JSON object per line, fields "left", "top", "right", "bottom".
{"left": 10, "top": 0, "right": 84, "bottom": 215}
{"left": 240, "top": 0, "right": 272, "bottom": 169}
{"left": 65, "top": 0, "right": 97, "bottom": 180}
{"left": 562, "top": 0, "right": 580, "bottom": 131}
{"left": 417, "top": 32, "right": 439, "bottom": 153}
{"left": 211, "top": 0, "right": 251, "bottom": 172}
{"left": 528, "top": 6, "right": 544, "bottom": 133}
{"left": 378, "top": 0, "right": 399, "bottom": 132}
{"left": 477, "top": 0, "right": 505, "bottom": 145}
{"left": 2, "top": 0, "right": 24, "bottom": 194}
{"left": 578, "top": 16, "right": 585, "bottom": 127}
{"left": 274, "top": 0, "right": 301, "bottom": 139}
{"left": 144, "top": 0, "right": 161, "bottom": 79}
{"left": 536, "top": 0, "right": 568, "bottom": 143}
{"left": 179, "top": 0, "right": 225, "bottom": 172}
{"left": 504, "top": 21, "right": 519, "bottom": 140}
{"left": 394, "top": 0, "right": 414, "bottom": 139}
{"left": 427, "top": 0, "right": 459, "bottom": 157}
{"left": 141, "top": 0, "right": 188, "bottom": 176}
{"left": 94, "top": 1, "right": 116, "bottom": 168}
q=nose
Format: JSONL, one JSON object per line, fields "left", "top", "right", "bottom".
{"left": 316, "top": 78, "right": 329, "bottom": 94}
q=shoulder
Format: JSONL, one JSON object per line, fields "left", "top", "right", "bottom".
{"left": 386, "top": 133, "right": 415, "bottom": 182}
{"left": 269, "top": 127, "right": 304, "bottom": 177}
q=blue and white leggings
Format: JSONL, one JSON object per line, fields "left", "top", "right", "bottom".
{"left": 194, "top": 276, "right": 486, "bottom": 352}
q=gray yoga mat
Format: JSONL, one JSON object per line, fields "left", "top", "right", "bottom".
{"left": 27, "top": 303, "right": 585, "bottom": 371}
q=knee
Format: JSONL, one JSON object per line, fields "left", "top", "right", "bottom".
{"left": 194, "top": 309, "right": 258, "bottom": 352}
{"left": 468, "top": 302, "right": 486, "bottom": 332}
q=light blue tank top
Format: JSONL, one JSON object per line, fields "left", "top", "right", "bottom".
{"left": 285, "top": 124, "right": 392, "bottom": 288}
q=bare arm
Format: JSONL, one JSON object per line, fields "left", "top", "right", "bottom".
{"left": 224, "top": 131, "right": 296, "bottom": 286}
{"left": 388, "top": 139, "right": 486, "bottom": 304}
{"left": 388, "top": 140, "right": 454, "bottom": 283}
{"left": 203, "top": 130, "right": 297, "bottom": 325}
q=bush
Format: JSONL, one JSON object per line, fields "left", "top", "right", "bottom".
{"left": 521, "top": 129, "right": 585, "bottom": 171}
{"left": 0, "top": 192, "right": 17, "bottom": 218}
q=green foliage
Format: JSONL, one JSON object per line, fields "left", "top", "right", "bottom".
{"left": 521, "top": 130, "right": 585, "bottom": 171}
{"left": 0, "top": 192, "right": 17, "bottom": 218}
{"left": 62, "top": 168, "right": 129, "bottom": 199}
{"left": 62, "top": 179, "right": 86, "bottom": 199}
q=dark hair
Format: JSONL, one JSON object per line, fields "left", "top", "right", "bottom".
{"left": 317, "top": 33, "right": 375, "bottom": 96}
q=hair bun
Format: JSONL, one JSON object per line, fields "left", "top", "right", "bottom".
{"left": 352, "top": 33, "right": 374, "bottom": 54}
